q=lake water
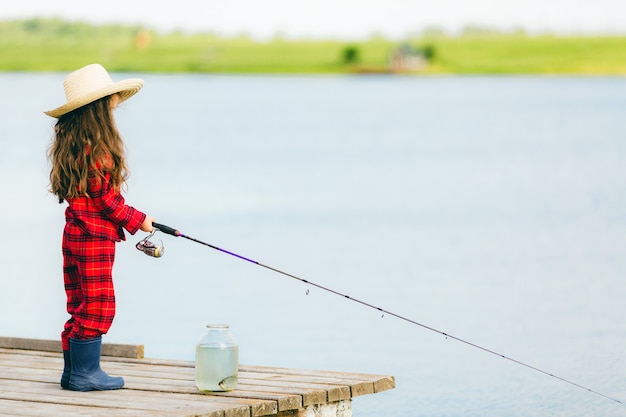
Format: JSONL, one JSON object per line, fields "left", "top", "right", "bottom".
{"left": 1, "top": 72, "right": 625, "bottom": 416}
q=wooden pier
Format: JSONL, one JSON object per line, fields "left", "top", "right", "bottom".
{"left": 0, "top": 338, "right": 394, "bottom": 417}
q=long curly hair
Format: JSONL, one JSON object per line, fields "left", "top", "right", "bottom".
{"left": 48, "top": 95, "right": 129, "bottom": 203}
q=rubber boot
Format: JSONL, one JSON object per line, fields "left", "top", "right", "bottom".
{"left": 60, "top": 350, "right": 71, "bottom": 389}
{"left": 68, "top": 337, "right": 124, "bottom": 391}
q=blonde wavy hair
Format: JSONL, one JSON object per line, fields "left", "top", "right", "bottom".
{"left": 48, "top": 95, "right": 128, "bottom": 203}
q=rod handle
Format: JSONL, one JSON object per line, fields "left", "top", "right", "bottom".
{"left": 152, "top": 222, "right": 181, "bottom": 237}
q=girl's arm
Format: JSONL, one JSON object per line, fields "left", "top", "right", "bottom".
{"left": 89, "top": 172, "right": 147, "bottom": 235}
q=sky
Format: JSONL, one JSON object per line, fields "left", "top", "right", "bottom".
{"left": 2, "top": 0, "right": 625, "bottom": 39}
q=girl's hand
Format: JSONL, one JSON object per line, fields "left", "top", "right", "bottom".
{"left": 141, "top": 215, "right": 156, "bottom": 232}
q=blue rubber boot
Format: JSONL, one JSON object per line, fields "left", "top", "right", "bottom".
{"left": 60, "top": 350, "right": 71, "bottom": 389}
{"left": 68, "top": 337, "right": 124, "bottom": 391}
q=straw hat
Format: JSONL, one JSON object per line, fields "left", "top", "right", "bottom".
{"left": 45, "top": 63, "right": 144, "bottom": 118}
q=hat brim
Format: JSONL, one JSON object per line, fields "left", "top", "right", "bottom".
{"left": 45, "top": 78, "right": 144, "bottom": 118}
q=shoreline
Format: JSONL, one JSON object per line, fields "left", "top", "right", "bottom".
{"left": 1, "top": 19, "right": 625, "bottom": 75}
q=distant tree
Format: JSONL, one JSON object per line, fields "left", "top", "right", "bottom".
{"left": 421, "top": 44, "right": 435, "bottom": 60}
{"left": 342, "top": 46, "right": 360, "bottom": 65}
{"left": 22, "top": 18, "right": 42, "bottom": 33}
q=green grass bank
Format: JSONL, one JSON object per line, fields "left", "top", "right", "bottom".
{"left": 1, "top": 18, "right": 625, "bottom": 75}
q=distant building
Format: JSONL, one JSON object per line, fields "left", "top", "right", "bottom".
{"left": 388, "top": 44, "right": 428, "bottom": 72}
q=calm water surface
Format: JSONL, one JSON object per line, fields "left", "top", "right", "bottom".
{"left": 1, "top": 73, "right": 625, "bottom": 417}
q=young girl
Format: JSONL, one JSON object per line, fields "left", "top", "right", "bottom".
{"left": 46, "top": 64, "right": 155, "bottom": 391}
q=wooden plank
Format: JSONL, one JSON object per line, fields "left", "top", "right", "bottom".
{"left": 200, "top": 390, "right": 301, "bottom": 412}
{"left": 234, "top": 378, "right": 331, "bottom": 406}
{"left": 240, "top": 364, "right": 396, "bottom": 390}
{"left": 0, "top": 398, "right": 178, "bottom": 417}
{"left": 237, "top": 371, "right": 352, "bottom": 402}
{"left": 372, "top": 375, "right": 396, "bottom": 393}
{"left": 240, "top": 365, "right": 395, "bottom": 397}
{"left": 0, "top": 379, "right": 246, "bottom": 417}
{"left": 0, "top": 338, "right": 144, "bottom": 359}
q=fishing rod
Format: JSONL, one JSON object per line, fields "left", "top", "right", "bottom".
{"left": 140, "top": 222, "right": 623, "bottom": 407}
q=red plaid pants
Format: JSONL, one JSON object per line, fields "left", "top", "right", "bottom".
{"left": 61, "top": 222, "right": 117, "bottom": 351}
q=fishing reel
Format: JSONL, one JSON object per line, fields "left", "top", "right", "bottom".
{"left": 136, "top": 228, "right": 165, "bottom": 258}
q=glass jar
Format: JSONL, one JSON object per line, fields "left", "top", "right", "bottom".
{"left": 195, "top": 324, "right": 238, "bottom": 392}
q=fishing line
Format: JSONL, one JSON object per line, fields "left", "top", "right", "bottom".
{"left": 148, "top": 222, "right": 623, "bottom": 407}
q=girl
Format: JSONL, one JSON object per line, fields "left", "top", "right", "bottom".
{"left": 46, "top": 64, "right": 155, "bottom": 391}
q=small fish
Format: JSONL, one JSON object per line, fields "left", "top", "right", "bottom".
{"left": 218, "top": 375, "right": 237, "bottom": 390}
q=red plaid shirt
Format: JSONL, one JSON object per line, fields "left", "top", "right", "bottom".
{"left": 65, "top": 170, "right": 145, "bottom": 241}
